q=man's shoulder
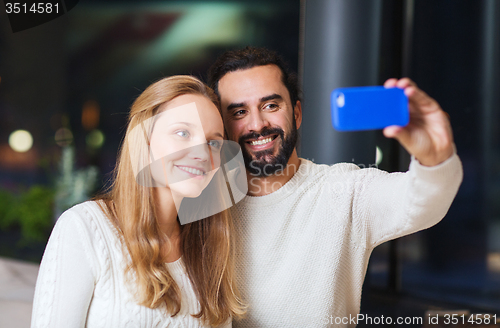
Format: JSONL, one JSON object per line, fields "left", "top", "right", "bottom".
{"left": 299, "top": 158, "right": 365, "bottom": 177}
{"left": 288, "top": 159, "right": 377, "bottom": 193}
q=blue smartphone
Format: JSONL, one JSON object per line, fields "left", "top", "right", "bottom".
{"left": 331, "top": 86, "right": 409, "bottom": 131}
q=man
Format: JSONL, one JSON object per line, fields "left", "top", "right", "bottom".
{"left": 208, "top": 47, "right": 462, "bottom": 327}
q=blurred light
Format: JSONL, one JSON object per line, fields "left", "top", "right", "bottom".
{"left": 487, "top": 252, "right": 500, "bottom": 273}
{"left": 61, "top": 114, "right": 70, "bottom": 127}
{"left": 82, "top": 100, "right": 100, "bottom": 130}
{"left": 375, "top": 146, "right": 383, "bottom": 166}
{"left": 124, "top": 4, "right": 247, "bottom": 77}
{"left": 86, "top": 129, "right": 105, "bottom": 149}
{"left": 55, "top": 128, "right": 74, "bottom": 147}
{"left": 9, "top": 130, "right": 33, "bottom": 152}
{"left": 0, "top": 144, "right": 38, "bottom": 170}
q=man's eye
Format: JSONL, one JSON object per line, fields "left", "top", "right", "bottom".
{"left": 234, "top": 109, "right": 246, "bottom": 117}
{"left": 176, "top": 130, "right": 190, "bottom": 138}
{"left": 264, "top": 103, "right": 279, "bottom": 110}
{"left": 208, "top": 140, "right": 222, "bottom": 150}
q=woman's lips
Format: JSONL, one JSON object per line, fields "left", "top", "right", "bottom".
{"left": 175, "top": 165, "right": 207, "bottom": 179}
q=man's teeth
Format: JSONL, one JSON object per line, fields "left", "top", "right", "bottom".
{"left": 179, "top": 166, "right": 205, "bottom": 176}
{"left": 250, "top": 137, "right": 273, "bottom": 146}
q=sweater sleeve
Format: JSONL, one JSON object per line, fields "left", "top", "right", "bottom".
{"left": 352, "top": 152, "right": 463, "bottom": 249}
{"left": 31, "top": 208, "right": 97, "bottom": 328}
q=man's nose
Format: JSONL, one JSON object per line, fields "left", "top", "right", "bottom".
{"left": 247, "top": 109, "right": 269, "bottom": 132}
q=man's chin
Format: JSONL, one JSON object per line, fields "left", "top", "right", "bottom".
{"left": 240, "top": 134, "right": 292, "bottom": 176}
{"left": 246, "top": 151, "right": 278, "bottom": 166}
{"left": 246, "top": 161, "right": 285, "bottom": 177}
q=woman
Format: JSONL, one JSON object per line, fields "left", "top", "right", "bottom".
{"left": 31, "top": 76, "right": 246, "bottom": 327}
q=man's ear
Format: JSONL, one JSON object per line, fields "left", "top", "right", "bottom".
{"left": 294, "top": 100, "right": 302, "bottom": 129}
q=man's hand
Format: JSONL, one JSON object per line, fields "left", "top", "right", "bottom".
{"left": 383, "top": 78, "right": 454, "bottom": 167}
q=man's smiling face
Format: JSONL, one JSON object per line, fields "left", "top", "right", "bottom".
{"left": 217, "top": 64, "right": 302, "bottom": 176}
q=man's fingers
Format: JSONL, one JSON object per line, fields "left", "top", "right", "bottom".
{"left": 383, "top": 125, "right": 404, "bottom": 138}
{"left": 384, "top": 78, "right": 398, "bottom": 88}
{"left": 385, "top": 77, "right": 416, "bottom": 89}
{"left": 384, "top": 125, "right": 413, "bottom": 153}
{"left": 404, "top": 86, "right": 416, "bottom": 97}
{"left": 406, "top": 86, "right": 438, "bottom": 114}
{"left": 388, "top": 78, "right": 438, "bottom": 114}
{"left": 385, "top": 78, "right": 439, "bottom": 114}
{"left": 396, "top": 77, "right": 416, "bottom": 89}
{"left": 384, "top": 125, "right": 415, "bottom": 150}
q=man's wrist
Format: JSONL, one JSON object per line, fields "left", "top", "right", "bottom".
{"left": 414, "top": 144, "right": 457, "bottom": 167}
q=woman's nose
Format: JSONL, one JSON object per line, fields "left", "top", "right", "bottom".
{"left": 188, "top": 142, "right": 210, "bottom": 162}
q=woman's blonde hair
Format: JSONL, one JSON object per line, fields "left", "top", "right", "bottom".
{"left": 96, "top": 75, "right": 246, "bottom": 325}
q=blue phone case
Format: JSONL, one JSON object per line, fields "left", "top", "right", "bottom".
{"left": 331, "top": 86, "right": 409, "bottom": 131}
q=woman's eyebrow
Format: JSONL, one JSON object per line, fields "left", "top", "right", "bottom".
{"left": 210, "top": 132, "right": 224, "bottom": 139}
{"left": 167, "top": 121, "right": 196, "bottom": 127}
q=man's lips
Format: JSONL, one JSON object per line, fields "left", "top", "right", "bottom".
{"left": 244, "top": 134, "right": 279, "bottom": 151}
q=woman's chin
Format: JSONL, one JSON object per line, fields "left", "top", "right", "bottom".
{"left": 170, "top": 184, "right": 205, "bottom": 199}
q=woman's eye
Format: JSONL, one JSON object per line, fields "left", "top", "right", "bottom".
{"left": 208, "top": 140, "right": 222, "bottom": 149}
{"left": 176, "top": 130, "right": 190, "bottom": 138}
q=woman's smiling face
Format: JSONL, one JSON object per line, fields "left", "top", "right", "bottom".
{"left": 148, "top": 93, "right": 224, "bottom": 199}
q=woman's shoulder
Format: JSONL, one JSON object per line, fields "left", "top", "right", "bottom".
{"left": 55, "top": 200, "right": 121, "bottom": 243}
{"left": 57, "top": 200, "right": 104, "bottom": 226}
{"left": 52, "top": 201, "right": 125, "bottom": 274}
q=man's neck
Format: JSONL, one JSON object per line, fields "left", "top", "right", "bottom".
{"left": 246, "top": 149, "right": 301, "bottom": 196}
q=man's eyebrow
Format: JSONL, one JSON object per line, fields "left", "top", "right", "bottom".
{"left": 260, "top": 93, "right": 283, "bottom": 102}
{"left": 226, "top": 94, "right": 283, "bottom": 111}
{"left": 227, "top": 102, "right": 245, "bottom": 112}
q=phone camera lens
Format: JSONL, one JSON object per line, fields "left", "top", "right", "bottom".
{"left": 336, "top": 93, "right": 345, "bottom": 108}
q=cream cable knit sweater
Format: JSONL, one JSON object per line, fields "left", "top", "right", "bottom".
{"left": 30, "top": 201, "right": 231, "bottom": 328}
{"left": 231, "top": 155, "right": 463, "bottom": 328}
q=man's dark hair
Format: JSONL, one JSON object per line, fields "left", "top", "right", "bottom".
{"left": 207, "top": 46, "right": 300, "bottom": 106}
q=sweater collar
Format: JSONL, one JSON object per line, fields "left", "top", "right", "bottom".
{"left": 239, "top": 158, "right": 314, "bottom": 206}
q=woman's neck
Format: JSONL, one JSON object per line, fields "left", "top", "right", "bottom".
{"left": 153, "top": 188, "right": 183, "bottom": 262}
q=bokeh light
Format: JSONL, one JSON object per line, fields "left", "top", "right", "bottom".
{"left": 375, "top": 146, "right": 383, "bottom": 166}
{"left": 82, "top": 100, "right": 100, "bottom": 131}
{"left": 86, "top": 129, "right": 105, "bottom": 149}
{"left": 55, "top": 128, "right": 74, "bottom": 147}
{"left": 9, "top": 130, "right": 33, "bottom": 152}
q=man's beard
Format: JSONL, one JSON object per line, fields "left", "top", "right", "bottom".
{"left": 238, "top": 121, "right": 298, "bottom": 177}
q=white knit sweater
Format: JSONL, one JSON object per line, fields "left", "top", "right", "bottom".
{"left": 231, "top": 155, "right": 463, "bottom": 328}
{"left": 31, "top": 201, "right": 231, "bottom": 328}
